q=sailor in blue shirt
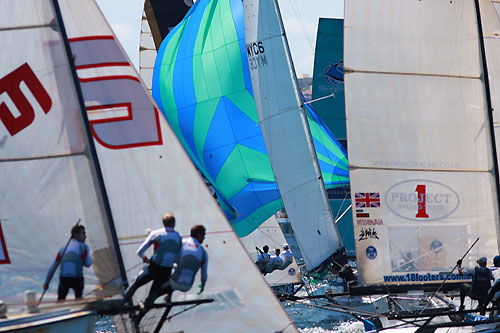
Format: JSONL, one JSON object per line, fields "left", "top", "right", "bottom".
{"left": 134, "top": 225, "right": 208, "bottom": 326}
{"left": 43, "top": 225, "right": 92, "bottom": 301}
{"left": 124, "top": 213, "right": 181, "bottom": 306}
{"left": 263, "top": 249, "right": 283, "bottom": 275}
{"left": 159, "top": 224, "right": 208, "bottom": 299}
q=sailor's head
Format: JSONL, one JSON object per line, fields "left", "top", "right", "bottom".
{"left": 263, "top": 245, "right": 269, "bottom": 253}
{"left": 283, "top": 244, "right": 289, "bottom": 250}
{"left": 477, "top": 257, "right": 488, "bottom": 267}
{"left": 162, "top": 213, "right": 175, "bottom": 228}
{"left": 71, "top": 225, "right": 86, "bottom": 243}
{"left": 494, "top": 256, "right": 500, "bottom": 267}
{"left": 275, "top": 249, "right": 280, "bottom": 255}
{"left": 191, "top": 224, "right": 206, "bottom": 244}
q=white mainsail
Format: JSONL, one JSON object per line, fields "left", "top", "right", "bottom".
{"left": 0, "top": 0, "right": 296, "bottom": 331}
{"left": 59, "top": 0, "right": 296, "bottom": 331}
{"left": 0, "top": 0, "right": 122, "bottom": 306}
{"left": 485, "top": 0, "right": 500, "bottom": 147}
{"left": 345, "top": 0, "right": 500, "bottom": 285}
{"left": 243, "top": 0, "right": 342, "bottom": 271}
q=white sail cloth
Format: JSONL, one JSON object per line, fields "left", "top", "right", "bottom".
{"left": 0, "top": 0, "right": 296, "bottom": 331}
{"left": 345, "top": 0, "right": 500, "bottom": 285}
{"left": 243, "top": 0, "right": 342, "bottom": 272}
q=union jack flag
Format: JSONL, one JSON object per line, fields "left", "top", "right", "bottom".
{"left": 355, "top": 192, "right": 380, "bottom": 208}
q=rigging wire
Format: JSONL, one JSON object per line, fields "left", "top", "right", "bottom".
{"left": 286, "top": 0, "right": 315, "bottom": 53}
{"left": 417, "top": 237, "right": 479, "bottom": 316}
{"left": 282, "top": 295, "right": 424, "bottom": 329}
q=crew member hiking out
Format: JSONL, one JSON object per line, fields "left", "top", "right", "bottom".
{"left": 124, "top": 213, "right": 181, "bottom": 305}
{"left": 256, "top": 245, "right": 270, "bottom": 272}
{"left": 263, "top": 249, "right": 283, "bottom": 276}
{"left": 457, "top": 256, "right": 493, "bottom": 311}
{"left": 279, "top": 244, "right": 293, "bottom": 270}
{"left": 134, "top": 224, "right": 208, "bottom": 326}
{"left": 43, "top": 225, "right": 92, "bottom": 301}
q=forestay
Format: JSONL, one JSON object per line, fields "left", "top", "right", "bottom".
{"left": 57, "top": 0, "right": 296, "bottom": 331}
{"left": 243, "top": 0, "right": 344, "bottom": 271}
{"left": 345, "top": 0, "right": 500, "bottom": 285}
{"left": 0, "top": 0, "right": 122, "bottom": 303}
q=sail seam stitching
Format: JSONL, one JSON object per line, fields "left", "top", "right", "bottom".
{"left": 344, "top": 69, "right": 479, "bottom": 80}
{"left": 0, "top": 23, "right": 55, "bottom": 31}
{"left": 0, "top": 151, "right": 87, "bottom": 163}
{"left": 349, "top": 166, "right": 490, "bottom": 173}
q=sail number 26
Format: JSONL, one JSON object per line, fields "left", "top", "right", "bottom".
{"left": 415, "top": 184, "right": 429, "bottom": 218}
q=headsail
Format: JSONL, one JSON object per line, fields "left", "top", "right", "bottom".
{"left": 345, "top": 0, "right": 500, "bottom": 285}
{"left": 243, "top": 0, "right": 346, "bottom": 272}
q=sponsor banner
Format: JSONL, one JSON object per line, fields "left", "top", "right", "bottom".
{"left": 358, "top": 227, "right": 379, "bottom": 241}
{"left": 385, "top": 179, "right": 459, "bottom": 221}
{"left": 384, "top": 272, "right": 472, "bottom": 284}
{"left": 366, "top": 246, "right": 377, "bottom": 259}
{"left": 356, "top": 218, "right": 384, "bottom": 225}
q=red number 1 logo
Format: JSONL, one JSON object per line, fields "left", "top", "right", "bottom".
{"left": 415, "top": 184, "right": 429, "bottom": 218}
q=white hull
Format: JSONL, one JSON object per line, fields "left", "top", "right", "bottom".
{"left": 0, "top": 309, "right": 95, "bottom": 333}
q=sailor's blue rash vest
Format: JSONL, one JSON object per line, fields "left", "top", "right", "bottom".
{"left": 137, "top": 227, "right": 182, "bottom": 267}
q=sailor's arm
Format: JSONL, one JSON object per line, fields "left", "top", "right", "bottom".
{"left": 43, "top": 251, "right": 61, "bottom": 290}
{"left": 457, "top": 259, "right": 463, "bottom": 275}
{"left": 137, "top": 230, "right": 158, "bottom": 262}
{"left": 201, "top": 251, "right": 208, "bottom": 287}
{"left": 82, "top": 244, "right": 92, "bottom": 267}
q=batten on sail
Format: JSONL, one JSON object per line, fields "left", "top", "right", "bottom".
{"left": 345, "top": 0, "right": 500, "bottom": 286}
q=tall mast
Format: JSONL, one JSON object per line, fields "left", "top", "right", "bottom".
{"left": 51, "top": 0, "right": 129, "bottom": 288}
{"left": 474, "top": 0, "right": 500, "bottom": 252}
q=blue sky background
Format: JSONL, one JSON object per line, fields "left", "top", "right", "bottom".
{"left": 95, "top": 0, "right": 343, "bottom": 76}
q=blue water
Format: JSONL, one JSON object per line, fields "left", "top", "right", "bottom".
{"left": 94, "top": 301, "right": 364, "bottom": 332}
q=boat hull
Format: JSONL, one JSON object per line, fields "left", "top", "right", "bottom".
{"left": 0, "top": 309, "right": 95, "bottom": 333}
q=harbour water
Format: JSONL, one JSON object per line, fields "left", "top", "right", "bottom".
{"left": 94, "top": 300, "right": 365, "bottom": 332}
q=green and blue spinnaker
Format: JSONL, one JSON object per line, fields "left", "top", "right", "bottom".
{"left": 152, "top": 0, "right": 348, "bottom": 237}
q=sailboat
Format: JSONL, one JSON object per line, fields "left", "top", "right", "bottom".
{"left": 147, "top": 0, "right": 351, "bottom": 289}
{"left": 240, "top": 214, "right": 303, "bottom": 294}
{"left": 310, "top": 17, "right": 355, "bottom": 258}
{"left": 342, "top": 0, "right": 500, "bottom": 330}
{"left": 243, "top": 0, "right": 354, "bottom": 281}
{"left": 0, "top": 0, "right": 297, "bottom": 332}
{"left": 242, "top": 0, "right": 500, "bottom": 331}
